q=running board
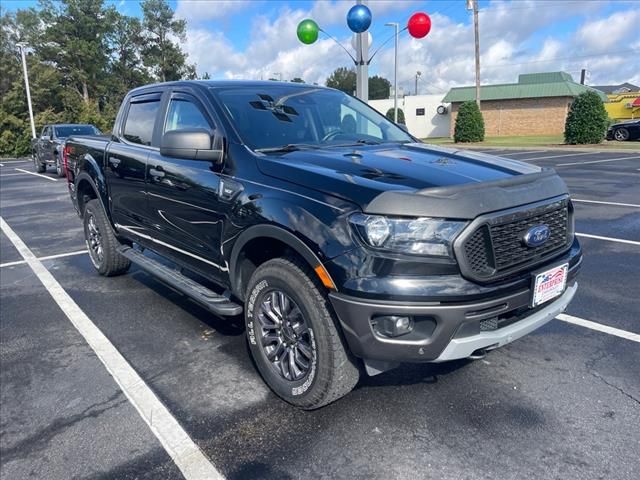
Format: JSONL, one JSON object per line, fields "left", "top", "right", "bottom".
{"left": 117, "top": 246, "right": 242, "bottom": 316}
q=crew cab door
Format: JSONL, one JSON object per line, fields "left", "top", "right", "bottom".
{"left": 39, "top": 126, "right": 53, "bottom": 162}
{"left": 145, "top": 91, "right": 231, "bottom": 284}
{"left": 105, "top": 92, "right": 163, "bottom": 237}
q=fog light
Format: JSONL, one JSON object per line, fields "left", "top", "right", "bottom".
{"left": 372, "top": 315, "right": 414, "bottom": 338}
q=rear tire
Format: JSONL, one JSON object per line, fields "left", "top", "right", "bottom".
{"left": 244, "top": 257, "right": 360, "bottom": 409}
{"left": 33, "top": 153, "right": 46, "bottom": 173}
{"left": 83, "top": 199, "right": 131, "bottom": 276}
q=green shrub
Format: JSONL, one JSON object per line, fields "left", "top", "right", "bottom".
{"left": 454, "top": 101, "right": 485, "bottom": 142}
{"left": 386, "top": 107, "right": 405, "bottom": 124}
{"left": 564, "top": 91, "right": 608, "bottom": 144}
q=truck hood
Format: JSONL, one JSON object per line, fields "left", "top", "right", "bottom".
{"left": 256, "top": 143, "right": 560, "bottom": 217}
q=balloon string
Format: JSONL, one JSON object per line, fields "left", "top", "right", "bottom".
{"left": 319, "top": 28, "right": 358, "bottom": 65}
{"left": 367, "top": 26, "right": 408, "bottom": 65}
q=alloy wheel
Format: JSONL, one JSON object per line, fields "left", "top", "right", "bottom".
{"left": 257, "top": 290, "right": 315, "bottom": 381}
{"left": 86, "top": 213, "right": 104, "bottom": 266}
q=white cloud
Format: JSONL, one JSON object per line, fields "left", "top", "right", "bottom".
{"left": 574, "top": 9, "right": 640, "bottom": 52}
{"left": 183, "top": 0, "right": 640, "bottom": 94}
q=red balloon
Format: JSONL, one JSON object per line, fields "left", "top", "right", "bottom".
{"left": 407, "top": 12, "right": 431, "bottom": 39}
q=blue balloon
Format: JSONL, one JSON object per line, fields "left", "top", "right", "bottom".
{"left": 346, "top": 4, "right": 372, "bottom": 33}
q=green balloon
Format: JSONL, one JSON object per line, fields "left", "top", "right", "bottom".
{"left": 297, "top": 19, "right": 319, "bottom": 45}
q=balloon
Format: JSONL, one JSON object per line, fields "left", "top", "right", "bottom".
{"left": 350, "top": 31, "right": 372, "bottom": 51}
{"left": 297, "top": 19, "right": 319, "bottom": 45}
{"left": 346, "top": 4, "right": 372, "bottom": 33}
{"left": 407, "top": 12, "right": 431, "bottom": 39}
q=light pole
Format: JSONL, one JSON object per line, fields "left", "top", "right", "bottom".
{"left": 415, "top": 71, "right": 422, "bottom": 95}
{"left": 17, "top": 42, "right": 36, "bottom": 139}
{"left": 385, "top": 22, "right": 399, "bottom": 122}
{"left": 467, "top": 0, "right": 481, "bottom": 107}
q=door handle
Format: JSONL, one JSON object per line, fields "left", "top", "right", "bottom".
{"left": 149, "top": 167, "right": 165, "bottom": 178}
{"left": 109, "top": 157, "right": 121, "bottom": 166}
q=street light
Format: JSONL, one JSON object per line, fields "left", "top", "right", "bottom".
{"left": 16, "top": 42, "right": 36, "bottom": 139}
{"left": 415, "top": 71, "right": 422, "bottom": 95}
{"left": 385, "top": 22, "right": 399, "bottom": 123}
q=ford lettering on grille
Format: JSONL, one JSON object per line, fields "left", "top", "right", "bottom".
{"left": 523, "top": 224, "right": 551, "bottom": 248}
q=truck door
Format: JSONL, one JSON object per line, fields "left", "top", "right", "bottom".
{"left": 39, "top": 126, "right": 52, "bottom": 162}
{"left": 145, "top": 91, "right": 230, "bottom": 284}
{"left": 105, "top": 92, "right": 163, "bottom": 238}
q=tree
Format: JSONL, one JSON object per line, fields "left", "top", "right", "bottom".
{"left": 290, "top": 77, "right": 305, "bottom": 83}
{"left": 141, "top": 0, "right": 194, "bottom": 82}
{"left": 564, "top": 91, "right": 608, "bottom": 144}
{"left": 454, "top": 101, "right": 485, "bottom": 142}
{"left": 385, "top": 107, "right": 405, "bottom": 124}
{"left": 37, "top": 0, "right": 113, "bottom": 104}
{"left": 369, "top": 75, "right": 391, "bottom": 100}
{"left": 326, "top": 67, "right": 356, "bottom": 94}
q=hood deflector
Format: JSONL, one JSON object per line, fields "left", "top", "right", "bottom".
{"left": 365, "top": 169, "right": 568, "bottom": 219}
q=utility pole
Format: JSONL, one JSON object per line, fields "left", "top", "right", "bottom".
{"left": 17, "top": 42, "right": 36, "bottom": 139}
{"left": 468, "top": 0, "right": 481, "bottom": 107}
{"left": 580, "top": 69, "right": 586, "bottom": 85}
{"left": 355, "top": 0, "right": 369, "bottom": 102}
{"left": 415, "top": 71, "right": 422, "bottom": 95}
{"left": 385, "top": 22, "right": 399, "bottom": 122}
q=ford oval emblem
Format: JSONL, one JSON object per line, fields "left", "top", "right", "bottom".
{"left": 523, "top": 224, "right": 551, "bottom": 248}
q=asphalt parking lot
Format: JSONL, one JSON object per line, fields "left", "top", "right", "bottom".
{"left": 1, "top": 148, "right": 639, "bottom": 480}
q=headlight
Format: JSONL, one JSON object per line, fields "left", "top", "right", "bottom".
{"left": 349, "top": 213, "right": 466, "bottom": 257}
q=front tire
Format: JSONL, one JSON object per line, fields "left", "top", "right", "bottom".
{"left": 83, "top": 199, "right": 131, "bottom": 276}
{"left": 245, "top": 257, "right": 360, "bottom": 409}
{"left": 55, "top": 151, "right": 65, "bottom": 177}
{"left": 614, "top": 128, "right": 630, "bottom": 141}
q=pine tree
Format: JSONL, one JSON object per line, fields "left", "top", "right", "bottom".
{"left": 454, "top": 101, "right": 485, "bottom": 143}
{"left": 564, "top": 91, "right": 608, "bottom": 144}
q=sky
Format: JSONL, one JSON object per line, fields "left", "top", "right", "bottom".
{"left": 4, "top": 0, "right": 640, "bottom": 95}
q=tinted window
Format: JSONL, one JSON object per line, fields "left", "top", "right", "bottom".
{"left": 164, "top": 99, "right": 211, "bottom": 132}
{"left": 54, "top": 125, "right": 98, "bottom": 138}
{"left": 123, "top": 100, "right": 161, "bottom": 146}
{"left": 213, "top": 86, "right": 412, "bottom": 151}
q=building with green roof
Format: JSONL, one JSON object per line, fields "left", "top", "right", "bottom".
{"left": 442, "top": 72, "right": 606, "bottom": 136}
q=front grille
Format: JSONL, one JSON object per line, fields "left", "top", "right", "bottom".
{"left": 460, "top": 199, "right": 570, "bottom": 281}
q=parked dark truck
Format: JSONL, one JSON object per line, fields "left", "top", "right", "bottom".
{"left": 32, "top": 124, "right": 100, "bottom": 176}
{"left": 65, "top": 81, "right": 582, "bottom": 409}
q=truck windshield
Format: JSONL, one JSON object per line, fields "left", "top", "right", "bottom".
{"left": 211, "top": 86, "right": 413, "bottom": 151}
{"left": 54, "top": 125, "right": 98, "bottom": 138}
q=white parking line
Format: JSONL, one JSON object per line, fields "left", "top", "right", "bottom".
{"left": 527, "top": 151, "right": 602, "bottom": 161}
{"left": 576, "top": 233, "right": 640, "bottom": 246}
{"left": 0, "top": 173, "right": 30, "bottom": 177}
{"left": 14, "top": 168, "right": 58, "bottom": 181}
{"left": 557, "top": 314, "right": 640, "bottom": 343}
{"left": 500, "top": 150, "right": 547, "bottom": 156}
{"left": 558, "top": 155, "right": 640, "bottom": 166}
{"left": 0, "top": 249, "right": 88, "bottom": 268}
{"left": 0, "top": 217, "right": 224, "bottom": 480}
{"left": 572, "top": 199, "right": 640, "bottom": 208}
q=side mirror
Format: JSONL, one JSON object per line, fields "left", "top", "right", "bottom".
{"left": 160, "top": 128, "right": 223, "bottom": 163}
{"left": 42, "top": 135, "right": 50, "bottom": 141}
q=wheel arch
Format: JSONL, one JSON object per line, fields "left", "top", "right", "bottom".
{"left": 230, "top": 225, "right": 335, "bottom": 301}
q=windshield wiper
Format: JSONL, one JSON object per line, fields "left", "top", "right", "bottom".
{"left": 255, "top": 143, "right": 320, "bottom": 154}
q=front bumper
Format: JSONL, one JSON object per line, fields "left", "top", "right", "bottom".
{"left": 329, "top": 259, "right": 580, "bottom": 365}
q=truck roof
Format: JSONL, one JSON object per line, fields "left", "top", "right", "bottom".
{"left": 128, "top": 80, "right": 329, "bottom": 95}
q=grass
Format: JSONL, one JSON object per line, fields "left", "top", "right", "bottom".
{"left": 423, "top": 135, "right": 640, "bottom": 150}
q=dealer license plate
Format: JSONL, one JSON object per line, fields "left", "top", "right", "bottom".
{"left": 532, "top": 263, "right": 568, "bottom": 307}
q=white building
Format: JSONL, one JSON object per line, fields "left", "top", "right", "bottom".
{"left": 369, "top": 94, "right": 450, "bottom": 139}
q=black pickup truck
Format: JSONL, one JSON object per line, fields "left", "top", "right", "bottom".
{"left": 65, "top": 81, "right": 582, "bottom": 409}
{"left": 32, "top": 124, "right": 100, "bottom": 176}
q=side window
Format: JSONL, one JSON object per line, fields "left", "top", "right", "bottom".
{"left": 43, "top": 127, "right": 51, "bottom": 138}
{"left": 164, "top": 99, "right": 211, "bottom": 133}
{"left": 123, "top": 100, "right": 161, "bottom": 146}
